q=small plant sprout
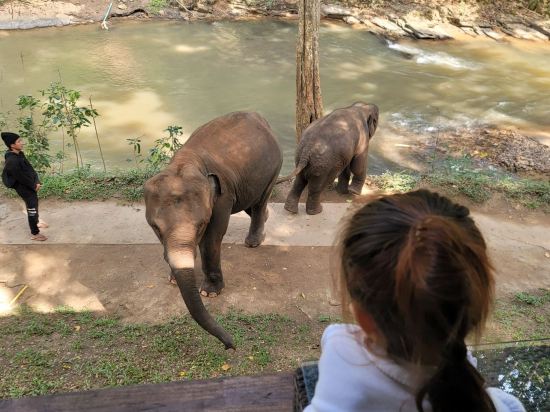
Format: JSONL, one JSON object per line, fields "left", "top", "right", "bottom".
{"left": 127, "top": 136, "right": 143, "bottom": 167}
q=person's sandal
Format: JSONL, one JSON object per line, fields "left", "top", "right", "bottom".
{"left": 30, "top": 233, "right": 48, "bottom": 241}
{"left": 37, "top": 222, "right": 49, "bottom": 229}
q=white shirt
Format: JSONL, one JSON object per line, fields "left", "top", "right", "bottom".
{"left": 304, "top": 324, "right": 526, "bottom": 412}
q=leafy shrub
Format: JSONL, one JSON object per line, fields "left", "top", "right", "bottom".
{"left": 146, "top": 125, "right": 184, "bottom": 170}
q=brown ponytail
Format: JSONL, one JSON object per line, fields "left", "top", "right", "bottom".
{"left": 417, "top": 340, "right": 496, "bottom": 412}
{"left": 339, "top": 189, "right": 495, "bottom": 412}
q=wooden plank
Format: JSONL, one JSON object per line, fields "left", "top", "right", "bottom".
{"left": 0, "top": 373, "right": 295, "bottom": 412}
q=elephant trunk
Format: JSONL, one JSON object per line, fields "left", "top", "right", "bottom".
{"left": 172, "top": 268, "right": 235, "bottom": 350}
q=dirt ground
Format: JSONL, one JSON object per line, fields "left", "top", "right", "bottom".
{"left": 0, "top": 243, "right": 342, "bottom": 323}
{"left": 0, "top": 0, "right": 548, "bottom": 333}
{"left": 1, "top": 181, "right": 549, "bottom": 326}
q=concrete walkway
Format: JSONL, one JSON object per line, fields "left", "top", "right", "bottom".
{"left": 1, "top": 199, "right": 549, "bottom": 255}
{"left": 0, "top": 199, "right": 352, "bottom": 246}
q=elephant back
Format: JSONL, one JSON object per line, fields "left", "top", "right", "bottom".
{"left": 182, "top": 111, "right": 283, "bottom": 193}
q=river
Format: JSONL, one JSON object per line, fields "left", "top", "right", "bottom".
{"left": 1, "top": 20, "right": 549, "bottom": 172}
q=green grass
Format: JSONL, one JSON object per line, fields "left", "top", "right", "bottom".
{"left": 514, "top": 290, "right": 550, "bottom": 307}
{"left": 0, "top": 306, "right": 323, "bottom": 398}
{"left": 371, "top": 156, "right": 550, "bottom": 211}
{"left": 487, "top": 288, "right": 550, "bottom": 342}
{"left": 425, "top": 156, "right": 550, "bottom": 207}
{"left": 148, "top": 0, "right": 169, "bottom": 14}
{"left": 1, "top": 155, "right": 547, "bottom": 209}
{"left": 1, "top": 168, "right": 155, "bottom": 202}
{"left": 1, "top": 293, "right": 546, "bottom": 399}
{"left": 371, "top": 170, "right": 420, "bottom": 193}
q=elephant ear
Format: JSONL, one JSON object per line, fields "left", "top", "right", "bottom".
{"left": 207, "top": 173, "right": 223, "bottom": 196}
{"left": 367, "top": 114, "right": 378, "bottom": 139}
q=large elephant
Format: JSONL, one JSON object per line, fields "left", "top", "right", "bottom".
{"left": 279, "top": 102, "right": 379, "bottom": 215}
{"left": 144, "top": 112, "right": 282, "bottom": 349}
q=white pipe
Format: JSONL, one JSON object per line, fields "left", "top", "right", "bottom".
{"left": 101, "top": 2, "right": 113, "bottom": 30}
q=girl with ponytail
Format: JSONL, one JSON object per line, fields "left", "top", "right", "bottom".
{"left": 305, "top": 189, "right": 525, "bottom": 412}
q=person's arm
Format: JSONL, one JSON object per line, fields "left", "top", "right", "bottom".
{"left": 25, "top": 155, "right": 41, "bottom": 188}
{"left": 33, "top": 168, "right": 41, "bottom": 190}
{"left": 33, "top": 168, "right": 41, "bottom": 186}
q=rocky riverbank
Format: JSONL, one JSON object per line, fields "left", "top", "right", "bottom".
{"left": 1, "top": 0, "right": 550, "bottom": 43}
{"left": 411, "top": 126, "right": 550, "bottom": 177}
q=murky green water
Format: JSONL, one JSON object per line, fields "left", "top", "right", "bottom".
{"left": 1, "top": 20, "right": 549, "bottom": 172}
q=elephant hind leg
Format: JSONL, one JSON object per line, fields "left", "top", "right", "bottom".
{"left": 349, "top": 153, "right": 368, "bottom": 195}
{"left": 244, "top": 207, "right": 267, "bottom": 248}
{"left": 245, "top": 207, "right": 268, "bottom": 222}
{"left": 335, "top": 166, "right": 351, "bottom": 194}
{"left": 245, "top": 181, "right": 275, "bottom": 248}
{"left": 284, "top": 173, "right": 307, "bottom": 214}
{"left": 305, "top": 175, "right": 328, "bottom": 215}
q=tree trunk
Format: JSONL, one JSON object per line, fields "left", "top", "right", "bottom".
{"left": 296, "top": 0, "right": 323, "bottom": 142}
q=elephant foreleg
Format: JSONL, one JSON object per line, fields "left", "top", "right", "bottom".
{"left": 349, "top": 153, "right": 368, "bottom": 195}
{"left": 199, "top": 203, "right": 231, "bottom": 297}
{"left": 336, "top": 166, "right": 351, "bottom": 194}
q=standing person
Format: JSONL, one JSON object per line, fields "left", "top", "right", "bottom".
{"left": 306, "top": 189, "right": 525, "bottom": 412}
{"left": 2, "top": 132, "right": 48, "bottom": 241}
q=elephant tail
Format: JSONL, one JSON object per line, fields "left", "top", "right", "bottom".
{"left": 276, "top": 160, "right": 307, "bottom": 184}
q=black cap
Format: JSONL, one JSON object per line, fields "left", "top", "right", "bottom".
{"left": 1, "top": 132, "right": 20, "bottom": 148}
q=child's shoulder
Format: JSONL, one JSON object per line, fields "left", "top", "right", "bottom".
{"left": 320, "top": 323, "right": 366, "bottom": 354}
{"left": 322, "top": 323, "right": 362, "bottom": 340}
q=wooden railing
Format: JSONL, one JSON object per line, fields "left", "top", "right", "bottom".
{"left": 0, "top": 373, "right": 296, "bottom": 412}
{"left": 1, "top": 344, "right": 547, "bottom": 412}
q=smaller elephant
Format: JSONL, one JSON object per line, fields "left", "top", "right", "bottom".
{"left": 279, "top": 102, "right": 379, "bottom": 215}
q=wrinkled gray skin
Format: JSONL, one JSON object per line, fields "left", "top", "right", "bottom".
{"left": 281, "top": 102, "right": 379, "bottom": 215}
{"left": 144, "top": 112, "right": 282, "bottom": 349}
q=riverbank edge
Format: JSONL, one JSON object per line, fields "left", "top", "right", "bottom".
{"left": 1, "top": 159, "right": 548, "bottom": 214}
{"left": 1, "top": 0, "right": 550, "bottom": 44}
